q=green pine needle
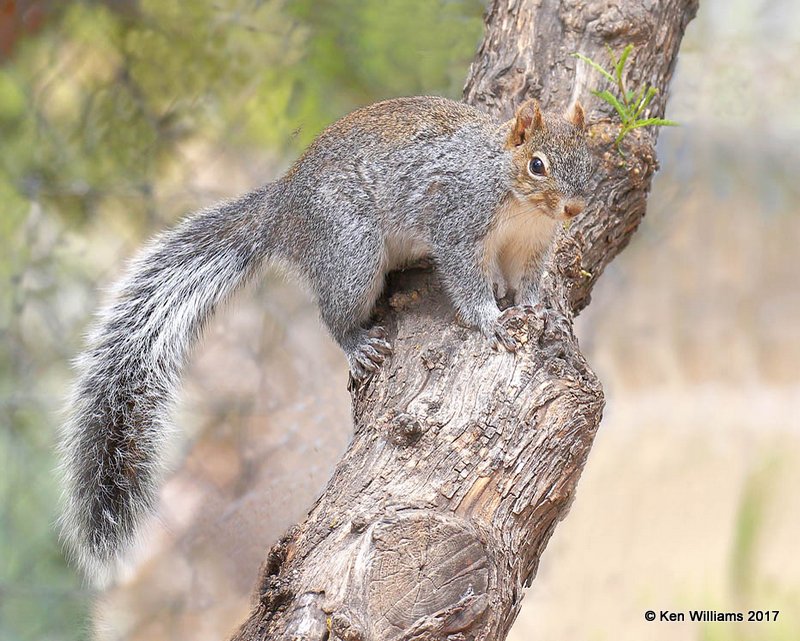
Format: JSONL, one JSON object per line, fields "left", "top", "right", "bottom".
{"left": 572, "top": 52, "right": 615, "bottom": 84}
{"left": 572, "top": 45, "right": 679, "bottom": 152}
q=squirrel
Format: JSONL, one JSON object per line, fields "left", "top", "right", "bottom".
{"left": 58, "top": 95, "right": 592, "bottom": 582}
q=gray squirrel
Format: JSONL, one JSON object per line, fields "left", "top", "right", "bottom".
{"left": 59, "top": 95, "right": 592, "bottom": 581}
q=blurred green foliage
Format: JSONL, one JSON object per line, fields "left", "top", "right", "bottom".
{"left": 0, "top": 1, "right": 483, "bottom": 638}
{"left": 1, "top": 0, "right": 482, "bottom": 228}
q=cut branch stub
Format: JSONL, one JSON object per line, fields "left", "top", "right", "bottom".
{"left": 367, "top": 512, "right": 490, "bottom": 640}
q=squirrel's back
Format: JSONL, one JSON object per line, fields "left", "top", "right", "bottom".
{"left": 301, "top": 96, "right": 493, "bottom": 153}
{"left": 281, "top": 96, "right": 509, "bottom": 242}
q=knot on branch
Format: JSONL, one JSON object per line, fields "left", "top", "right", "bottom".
{"left": 388, "top": 412, "right": 424, "bottom": 446}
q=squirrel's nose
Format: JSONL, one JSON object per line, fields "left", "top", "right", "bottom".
{"left": 563, "top": 198, "right": 585, "bottom": 218}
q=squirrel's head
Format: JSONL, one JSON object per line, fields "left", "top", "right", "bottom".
{"left": 505, "top": 99, "right": 593, "bottom": 221}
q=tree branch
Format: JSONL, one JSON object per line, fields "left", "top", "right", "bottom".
{"left": 231, "top": 1, "right": 698, "bottom": 639}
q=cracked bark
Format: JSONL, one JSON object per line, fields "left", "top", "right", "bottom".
{"left": 231, "top": 1, "right": 698, "bottom": 639}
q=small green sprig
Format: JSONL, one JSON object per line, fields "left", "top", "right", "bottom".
{"left": 572, "top": 45, "right": 677, "bottom": 150}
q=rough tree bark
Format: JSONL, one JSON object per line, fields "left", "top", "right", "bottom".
{"left": 232, "top": 1, "right": 698, "bottom": 639}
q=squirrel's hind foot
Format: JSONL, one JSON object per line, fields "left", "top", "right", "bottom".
{"left": 486, "top": 306, "right": 535, "bottom": 353}
{"left": 346, "top": 326, "right": 392, "bottom": 385}
{"left": 489, "top": 320, "right": 519, "bottom": 352}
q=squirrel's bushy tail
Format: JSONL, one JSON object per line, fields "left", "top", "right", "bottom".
{"left": 59, "top": 187, "right": 274, "bottom": 582}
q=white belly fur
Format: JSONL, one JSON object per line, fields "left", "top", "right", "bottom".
{"left": 384, "top": 233, "right": 431, "bottom": 271}
{"left": 482, "top": 196, "right": 557, "bottom": 298}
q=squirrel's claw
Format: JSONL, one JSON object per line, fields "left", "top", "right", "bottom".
{"left": 366, "top": 326, "right": 393, "bottom": 355}
{"left": 487, "top": 305, "right": 538, "bottom": 353}
{"left": 490, "top": 322, "right": 519, "bottom": 353}
{"left": 347, "top": 327, "right": 393, "bottom": 386}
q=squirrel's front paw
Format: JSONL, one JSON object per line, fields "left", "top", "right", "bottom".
{"left": 346, "top": 326, "right": 393, "bottom": 383}
{"left": 478, "top": 313, "right": 517, "bottom": 353}
{"left": 485, "top": 306, "right": 536, "bottom": 353}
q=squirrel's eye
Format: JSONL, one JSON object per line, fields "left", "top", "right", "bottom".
{"left": 528, "top": 154, "right": 548, "bottom": 177}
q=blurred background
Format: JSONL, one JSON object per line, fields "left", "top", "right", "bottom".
{"left": 1, "top": 0, "right": 798, "bottom": 640}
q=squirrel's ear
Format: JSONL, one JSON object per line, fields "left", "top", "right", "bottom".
{"left": 509, "top": 99, "right": 544, "bottom": 147}
{"left": 565, "top": 101, "right": 586, "bottom": 131}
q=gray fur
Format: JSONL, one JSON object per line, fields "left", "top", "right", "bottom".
{"left": 59, "top": 96, "right": 592, "bottom": 581}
